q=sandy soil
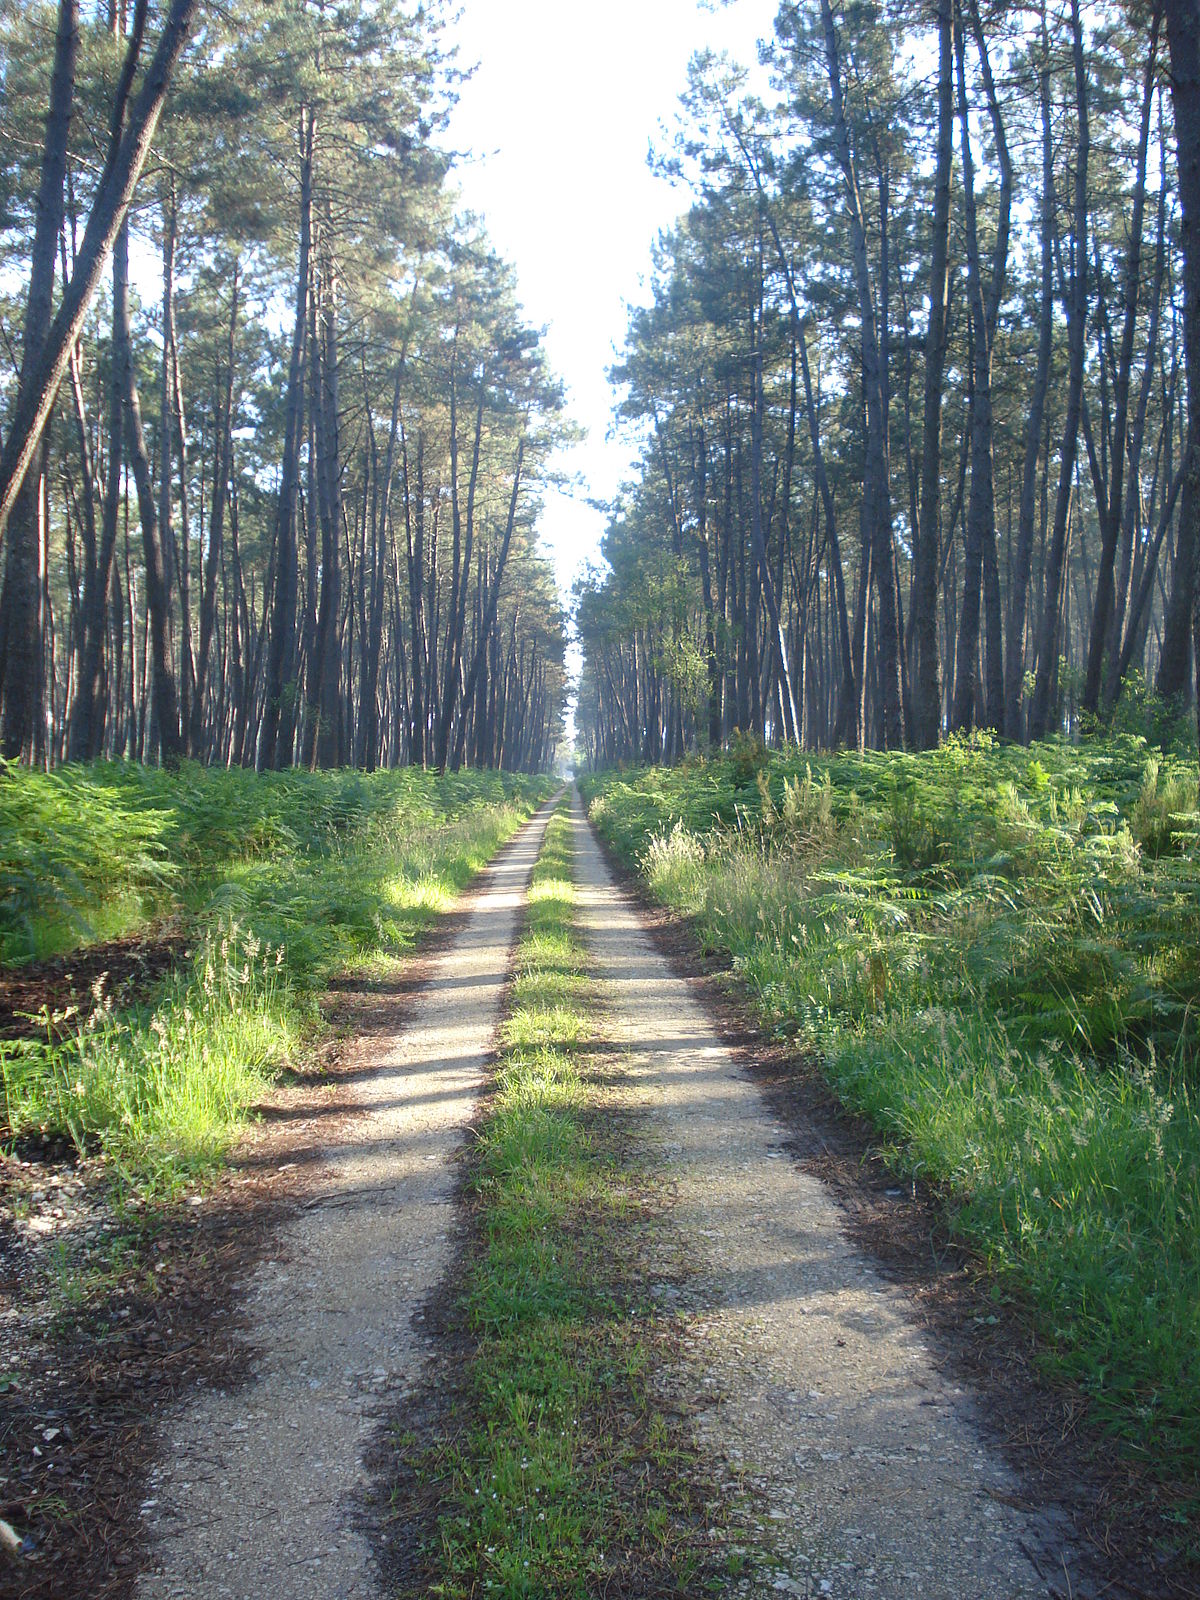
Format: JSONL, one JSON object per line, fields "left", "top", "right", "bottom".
{"left": 570, "top": 789, "right": 1079, "bottom": 1600}
{"left": 133, "top": 797, "right": 560, "bottom": 1600}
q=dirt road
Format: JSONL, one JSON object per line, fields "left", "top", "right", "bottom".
{"left": 570, "top": 789, "right": 1075, "bottom": 1599}
{"left": 136, "top": 797, "right": 560, "bottom": 1600}
{"left": 133, "top": 788, "right": 1080, "bottom": 1599}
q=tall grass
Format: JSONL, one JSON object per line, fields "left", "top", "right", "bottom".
{"left": 1, "top": 764, "right": 550, "bottom": 1189}
{"left": 583, "top": 735, "right": 1200, "bottom": 1488}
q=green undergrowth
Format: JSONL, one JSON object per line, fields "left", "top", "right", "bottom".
{"left": 408, "top": 808, "right": 715, "bottom": 1598}
{"left": 1, "top": 764, "right": 549, "bottom": 1191}
{"left": 0, "top": 759, "right": 546, "bottom": 965}
{"left": 583, "top": 734, "right": 1200, "bottom": 1507}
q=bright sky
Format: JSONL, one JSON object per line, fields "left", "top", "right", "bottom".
{"left": 445, "top": 0, "right": 779, "bottom": 603}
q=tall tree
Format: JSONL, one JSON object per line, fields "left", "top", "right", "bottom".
{"left": 1004, "top": 10, "right": 1055, "bottom": 739}
{"left": 0, "top": 0, "right": 78, "bottom": 758}
{"left": 912, "top": 0, "right": 954, "bottom": 748}
{"left": 0, "top": 0, "right": 200, "bottom": 544}
{"left": 1161, "top": 0, "right": 1200, "bottom": 740}
{"left": 1028, "top": 0, "right": 1089, "bottom": 742}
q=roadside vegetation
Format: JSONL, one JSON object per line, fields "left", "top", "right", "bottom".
{"left": 404, "top": 809, "right": 715, "bottom": 1598}
{"left": 0, "top": 761, "right": 549, "bottom": 1191}
{"left": 582, "top": 734, "right": 1200, "bottom": 1498}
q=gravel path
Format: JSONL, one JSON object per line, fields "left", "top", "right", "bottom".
{"left": 136, "top": 797, "right": 559, "bottom": 1600}
{"left": 571, "top": 790, "right": 1076, "bottom": 1600}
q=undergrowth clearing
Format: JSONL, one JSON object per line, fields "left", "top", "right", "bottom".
{"left": 0, "top": 763, "right": 549, "bottom": 1190}
{"left": 582, "top": 735, "right": 1200, "bottom": 1508}
{"left": 398, "top": 808, "right": 716, "bottom": 1598}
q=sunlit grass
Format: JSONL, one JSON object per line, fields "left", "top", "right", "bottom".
{"left": 0, "top": 765, "right": 551, "bottom": 1192}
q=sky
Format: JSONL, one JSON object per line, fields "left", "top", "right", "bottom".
{"left": 444, "top": 0, "right": 779, "bottom": 603}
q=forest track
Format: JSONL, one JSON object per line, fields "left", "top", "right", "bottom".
{"left": 570, "top": 789, "right": 1079, "bottom": 1600}
{"left": 127, "top": 784, "right": 1088, "bottom": 1600}
{"left": 133, "top": 794, "right": 561, "bottom": 1600}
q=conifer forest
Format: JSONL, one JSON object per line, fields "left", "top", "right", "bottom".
{"left": 0, "top": 0, "right": 567, "bottom": 774}
{"left": 577, "top": 0, "right": 1200, "bottom": 766}
{"left": 2, "top": 2, "right": 1200, "bottom": 1597}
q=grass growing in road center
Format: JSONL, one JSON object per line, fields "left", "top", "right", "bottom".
{"left": 407, "top": 808, "right": 715, "bottom": 1598}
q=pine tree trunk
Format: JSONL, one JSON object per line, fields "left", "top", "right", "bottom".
{"left": 1083, "top": 15, "right": 1159, "bottom": 714}
{"left": 818, "top": 0, "right": 903, "bottom": 748}
{"left": 0, "top": 0, "right": 78, "bottom": 758}
{"left": 1004, "top": 14, "right": 1054, "bottom": 739}
{"left": 1160, "top": 0, "right": 1200, "bottom": 733}
{"left": 114, "top": 219, "right": 181, "bottom": 763}
{"left": 68, "top": 273, "right": 123, "bottom": 761}
{"left": 313, "top": 249, "right": 342, "bottom": 769}
{"left": 951, "top": 10, "right": 1009, "bottom": 733}
{"left": 912, "top": 0, "right": 954, "bottom": 749}
{"left": 1029, "top": 0, "right": 1089, "bottom": 742}
{"left": 260, "top": 110, "right": 313, "bottom": 771}
{"left": 451, "top": 442, "right": 524, "bottom": 770}
{"left": 0, "top": 0, "right": 200, "bottom": 545}
{"left": 191, "top": 265, "right": 239, "bottom": 757}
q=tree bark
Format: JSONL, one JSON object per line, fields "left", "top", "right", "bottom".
{"left": 818, "top": 0, "right": 903, "bottom": 747}
{"left": 950, "top": 6, "right": 1010, "bottom": 733}
{"left": 1029, "top": 0, "right": 1089, "bottom": 742}
{"left": 451, "top": 441, "right": 524, "bottom": 770}
{"left": 191, "top": 265, "right": 239, "bottom": 757}
{"left": 67, "top": 276, "right": 124, "bottom": 761}
{"left": 1082, "top": 11, "right": 1160, "bottom": 714}
{"left": 0, "top": 0, "right": 79, "bottom": 758}
{"left": 1004, "top": 11, "right": 1054, "bottom": 739}
{"left": 0, "top": 0, "right": 200, "bottom": 546}
{"left": 114, "top": 220, "right": 181, "bottom": 763}
{"left": 260, "top": 109, "right": 313, "bottom": 771}
{"left": 312, "top": 246, "right": 343, "bottom": 768}
{"left": 1160, "top": 0, "right": 1200, "bottom": 736}
{"left": 912, "top": 0, "right": 954, "bottom": 749}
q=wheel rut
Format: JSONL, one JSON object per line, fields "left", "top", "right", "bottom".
{"left": 135, "top": 796, "right": 560, "bottom": 1600}
{"left": 136, "top": 788, "right": 1083, "bottom": 1599}
{"left": 569, "top": 788, "right": 1077, "bottom": 1600}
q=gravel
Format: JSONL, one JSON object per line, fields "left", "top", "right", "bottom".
{"left": 128, "top": 784, "right": 1084, "bottom": 1599}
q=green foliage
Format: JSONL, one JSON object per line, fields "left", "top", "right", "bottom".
{"left": 583, "top": 736, "right": 1200, "bottom": 1496}
{"left": 1, "top": 763, "right": 549, "bottom": 1190}
{"left": 0, "top": 761, "right": 176, "bottom": 963}
{"left": 1129, "top": 756, "right": 1199, "bottom": 859}
{"left": 1107, "top": 672, "right": 1198, "bottom": 755}
{"left": 727, "top": 729, "right": 768, "bottom": 784}
{"left": 1, "top": 924, "right": 294, "bottom": 1191}
{"left": 0, "top": 760, "right": 547, "bottom": 964}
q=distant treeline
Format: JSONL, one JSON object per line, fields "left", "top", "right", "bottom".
{"left": 0, "top": 0, "right": 567, "bottom": 774}
{"left": 577, "top": 0, "right": 1200, "bottom": 764}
